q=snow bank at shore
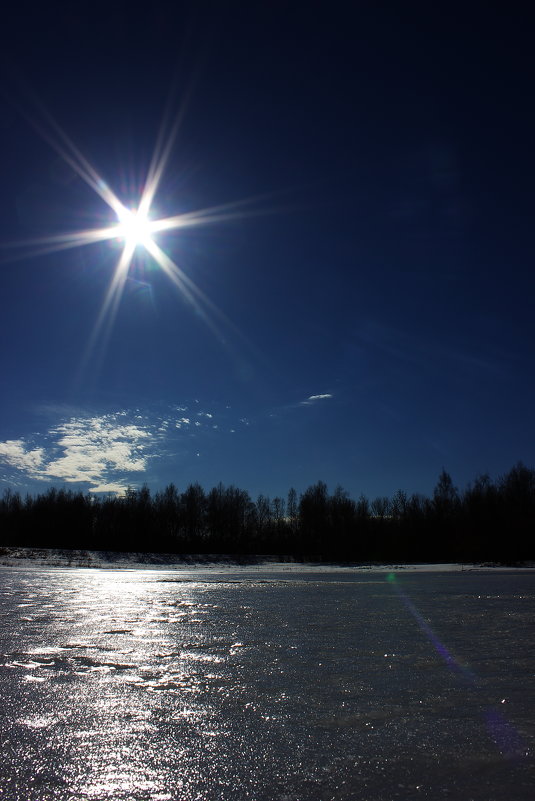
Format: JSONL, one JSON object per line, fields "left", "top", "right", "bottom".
{"left": 0, "top": 546, "right": 533, "bottom": 572}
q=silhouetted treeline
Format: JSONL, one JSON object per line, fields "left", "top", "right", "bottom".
{"left": 1, "top": 463, "right": 534, "bottom": 563}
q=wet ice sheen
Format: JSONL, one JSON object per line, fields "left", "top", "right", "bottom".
{"left": 0, "top": 566, "right": 533, "bottom": 800}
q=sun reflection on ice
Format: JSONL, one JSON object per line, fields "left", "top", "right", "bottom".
{"left": 4, "top": 566, "right": 533, "bottom": 800}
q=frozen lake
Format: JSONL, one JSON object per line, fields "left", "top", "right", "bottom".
{"left": 0, "top": 564, "right": 533, "bottom": 800}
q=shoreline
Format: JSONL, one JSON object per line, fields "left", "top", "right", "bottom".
{"left": 1, "top": 546, "right": 534, "bottom": 573}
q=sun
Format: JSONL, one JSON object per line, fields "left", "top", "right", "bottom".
{"left": 115, "top": 206, "right": 154, "bottom": 250}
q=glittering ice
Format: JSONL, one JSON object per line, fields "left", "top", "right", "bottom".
{"left": 0, "top": 566, "right": 534, "bottom": 800}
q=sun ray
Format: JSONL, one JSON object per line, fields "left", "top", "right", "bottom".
{"left": 143, "top": 238, "right": 223, "bottom": 337}
{"left": 137, "top": 109, "right": 182, "bottom": 220}
{"left": 143, "top": 238, "right": 247, "bottom": 349}
{"left": 149, "top": 190, "right": 290, "bottom": 235}
{"left": 11, "top": 81, "right": 125, "bottom": 217}
{"left": 2, "top": 227, "right": 119, "bottom": 249}
{"left": 80, "top": 240, "right": 137, "bottom": 376}
{"left": 137, "top": 70, "right": 196, "bottom": 220}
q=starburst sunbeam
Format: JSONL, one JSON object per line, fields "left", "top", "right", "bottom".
{"left": 2, "top": 78, "right": 281, "bottom": 392}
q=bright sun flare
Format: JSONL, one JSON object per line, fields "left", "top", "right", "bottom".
{"left": 1, "top": 92, "right": 263, "bottom": 365}
{"left": 115, "top": 207, "right": 154, "bottom": 249}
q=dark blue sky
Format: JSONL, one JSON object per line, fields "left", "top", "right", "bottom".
{"left": 0, "top": 1, "right": 533, "bottom": 500}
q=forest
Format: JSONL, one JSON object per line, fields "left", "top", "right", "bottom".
{"left": 0, "top": 463, "right": 533, "bottom": 563}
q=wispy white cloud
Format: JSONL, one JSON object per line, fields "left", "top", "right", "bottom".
{"left": 44, "top": 416, "right": 150, "bottom": 488}
{"left": 89, "top": 481, "right": 132, "bottom": 495}
{"left": 0, "top": 440, "right": 45, "bottom": 473}
{"left": 0, "top": 402, "right": 249, "bottom": 495}
{"left": 0, "top": 414, "right": 153, "bottom": 495}
{"left": 300, "top": 393, "right": 334, "bottom": 405}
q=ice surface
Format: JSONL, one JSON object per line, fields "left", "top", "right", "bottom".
{"left": 0, "top": 565, "right": 534, "bottom": 800}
